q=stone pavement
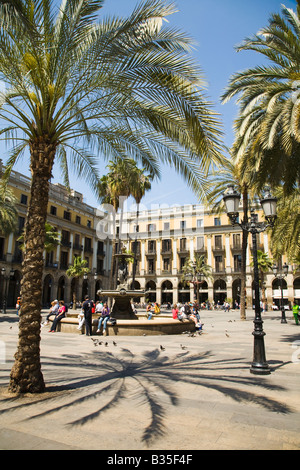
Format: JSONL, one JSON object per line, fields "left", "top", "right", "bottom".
{"left": 0, "top": 308, "right": 299, "bottom": 451}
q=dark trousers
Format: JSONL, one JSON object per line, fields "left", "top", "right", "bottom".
{"left": 50, "top": 314, "right": 65, "bottom": 331}
{"left": 84, "top": 312, "right": 92, "bottom": 335}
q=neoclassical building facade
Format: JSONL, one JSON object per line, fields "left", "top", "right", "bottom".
{"left": 1, "top": 160, "right": 300, "bottom": 310}
{"left": 0, "top": 161, "right": 111, "bottom": 308}
{"left": 117, "top": 203, "right": 300, "bottom": 308}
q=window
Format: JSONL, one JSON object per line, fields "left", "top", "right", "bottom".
{"left": 197, "top": 236, "right": 204, "bottom": 250}
{"left": 233, "top": 234, "right": 241, "bottom": 249}
{"left": 215, "top": 255, "right": 223, "bottom": 272}
{"left": 179, "top": 238, "right": 187, "bottom": 251}
{"left": 163, "top": 258, "right": 171, "bottom": 272}
{"left": 164, "top": 222, "right": 170, "bottom": 231}
{"left": 87, "top": 220, "right": 92, "bottom": 228}
{"left": 197, "top": 219, "right": 203, "bottom": 228}
{"left": 214, "top": 217, "right": 221, "bottom": 226}
{"left": 148, "top": 258, "right": 155, "bottom": 274}
{"left": 162, "top": 239, "right": 171, "bottom": 252}
{"left": 214, "top": 235, "right": 222, "bottom": 249}
{"left": 63, "top": 210, "right": 71, "bottom": 221}
{"left": 84, "top": 237, "right": 92, "bottom": 253}
{"left": 18, "top": 216, "right": 25, "bottom": 234}
{"left": 20, "top": 194, "right": 28, "bottom": 205}
{"left": 234, "top": 254, "right": 242, "bottom": 272}
{"left": 50, "top": 205, "right": 57, "bottom": 216}
{"left": 180, "top": 220, "right": 186, "bottom": 229}
{"left": 60, "top": 251, "right": 68, "bottom": 269}
{"left": 148, "top": 240, "right": 156, "bottom": 253}
{"left": 148, "top": 223, "right": 156, "bottom": 231}
{"left": 75, "top": 215, "right": 81, "bottom": 224}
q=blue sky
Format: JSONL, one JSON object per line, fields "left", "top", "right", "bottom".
{"left": 10, "top": 0, "right": 297, "bottom": 210}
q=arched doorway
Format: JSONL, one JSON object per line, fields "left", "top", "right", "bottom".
{"left": 294, "top": 277, "right": 300, "bottom": 302}
{"left": 145, "top": 280, "right": 156, "bottom": 303}
{"left": 198, "top": 280, "right": 208, "bottom": 304}
{"left": 57, "top": 276, "right": 66, "bottom": 302}
{"left": 95, "top": 279, "right": 102, "bottom": 301}
{"left": 161, "top": 280, "right": 173, "bottom": 305}
{"left": 7, "top": 270, "right": 22, "bottom": 308}
{"left": 232, "top": 278, "right": 241, "bottom": 308}
{"left": 42, "top": 274, "right": 54, "bottom": 307}
{"left": 178, "top": 281, "right": 189, "bottom": 303}
{"left": 82, "top": 279, "right": 88, "bottom": 300}
{"left": 272, "top": 278, "right": 288, "bottom": 308}
{"left": 214, "top": 279, "right": 227, "bottom": 305}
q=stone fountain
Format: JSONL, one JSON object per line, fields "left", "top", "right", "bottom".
{"left": 97, "top": 249, "right": 144, "bottom": 319}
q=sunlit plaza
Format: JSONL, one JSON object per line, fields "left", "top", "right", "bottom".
{"left": 0, "top": 0, "right": 300, "bottom": 453}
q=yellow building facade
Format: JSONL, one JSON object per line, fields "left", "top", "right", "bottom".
{"left": 117, "top": 203, "right": 300, "bottom": 309}
{"left": 1, "top": 160, "right": 300, "bottom": 310}
{"left": 0, "top": 161, "right": 110, "bottom": 308}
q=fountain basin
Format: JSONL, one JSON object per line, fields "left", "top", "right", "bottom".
{"left": 46, "top": 314, "right": 196, "bottom": 336}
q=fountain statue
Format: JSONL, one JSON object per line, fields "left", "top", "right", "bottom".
{"left": 97, "top": 246, "right": 144, "bottom": 319}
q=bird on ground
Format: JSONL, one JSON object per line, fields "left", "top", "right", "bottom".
{"left": 225, "top": 329, "right": 230, "bottom": 337}
{"left": 180, "top": 344, "right": 187, "bottom": 350}
{"left": 91, "top": 338, "right": 98, "bottom": 346}
{"left": 160, "top": 345, "right": 165, "bottom": 351}
{"left": 105, "top": 342, "right": 108, "bottom": 347}
{"left": 113, "top": 341, "right": 117, "bottom": 346}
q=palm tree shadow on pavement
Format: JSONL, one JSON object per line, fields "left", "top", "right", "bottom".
{"left": 0, "top": 348, "right": 293, "bottom": 446}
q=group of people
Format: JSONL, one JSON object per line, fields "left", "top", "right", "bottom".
{"left": 42, "top": 299, "right": 67, "bottom": 332}
{"left": 172, "top": 302, "right": 203, "bottom": 332}
{"left": 146, "top": 302, "right": 161, "bottom": 320}
{"left": 78, "top": 297, "right": 112, "bottom": 336}
{"left": 42, "top": 295, "right": 114, "bottom": 336}
{"left": 146, "top": 300, "right": 203, "bottom": 333}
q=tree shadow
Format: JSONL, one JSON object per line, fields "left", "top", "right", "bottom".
{"left": 0, "top": 347, "right": 294, "bottom": 446}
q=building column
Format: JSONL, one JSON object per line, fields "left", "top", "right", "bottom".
{"left": 207, "top": 235, "right": 212, "bottom": 266}
{"left": 225, "top": 233, "right": 231, "bottom": 273}
{"left": 156, "top": 239, "right": 161, "bottom": 275}
{"left": 172, "top": 238, "right": 177, "bottom": 274}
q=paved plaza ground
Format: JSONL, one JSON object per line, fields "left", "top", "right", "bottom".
{"left": 0, "top": 307, "right": 299, "bottom": 451}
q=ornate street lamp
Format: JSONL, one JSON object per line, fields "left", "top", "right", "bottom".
{"left": 223, "top": 186, "right": 277, "bottom": 375}
{"left": 272, "top": 262, "right": 289, "bottom": 324}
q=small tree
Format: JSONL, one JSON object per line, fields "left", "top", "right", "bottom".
{"left": 66, "top": 256, "right": 90, "bottom": 308}
{"left": 181, "top": 255, "right": 213, "bottom": 304}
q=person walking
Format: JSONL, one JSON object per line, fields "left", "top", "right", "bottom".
{"left": 292, "top": 301, "right": 299, "bottom": 325}
{"left": 82, "top": 295, "right": 94, "bottom": 336}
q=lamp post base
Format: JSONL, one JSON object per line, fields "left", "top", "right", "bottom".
{"left": 281, "top": 308, "right": 287, "bottom": 324}
{"left": 250, "top": 362, "right": 271, "bottom": 375}
{"left": 250, "top": 322, "right": 271, "bottom": 375}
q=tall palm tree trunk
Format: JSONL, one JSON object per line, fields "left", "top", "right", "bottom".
{"left": 9, "top": 139, "right": 56, "bottom": 393}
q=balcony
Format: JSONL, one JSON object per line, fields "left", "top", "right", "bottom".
{"left": 73, "top": 243, "right": 83, "bottom": 252}
{"left": 61, "top": 239, "right": 72, "bottom": 248}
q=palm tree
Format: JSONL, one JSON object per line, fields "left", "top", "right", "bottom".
{"left": 3, "top": 0, "right": 224, "bottom": 393}
{"left": 270, "top": 186, "right": 300, "bottom": 263}
{"left": 130, "top": 167, "right": 153, "bottom": 284}
{"left": 66, "top": 256, "right": 90, "bottom": 308}
{"left": 221, "top": 1, "right": 300, "bottom": 194}
{"left": 98, "top": 157, "right": 139, "bottom": 289}
{"left": 0, "top": 183, "right": 18, "bottom": 236}
{"left": 251, "top": 250, "right": 273, "bottom": 305}
{"left": 181, "top": 254, "right": 213, "bottom": 305}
